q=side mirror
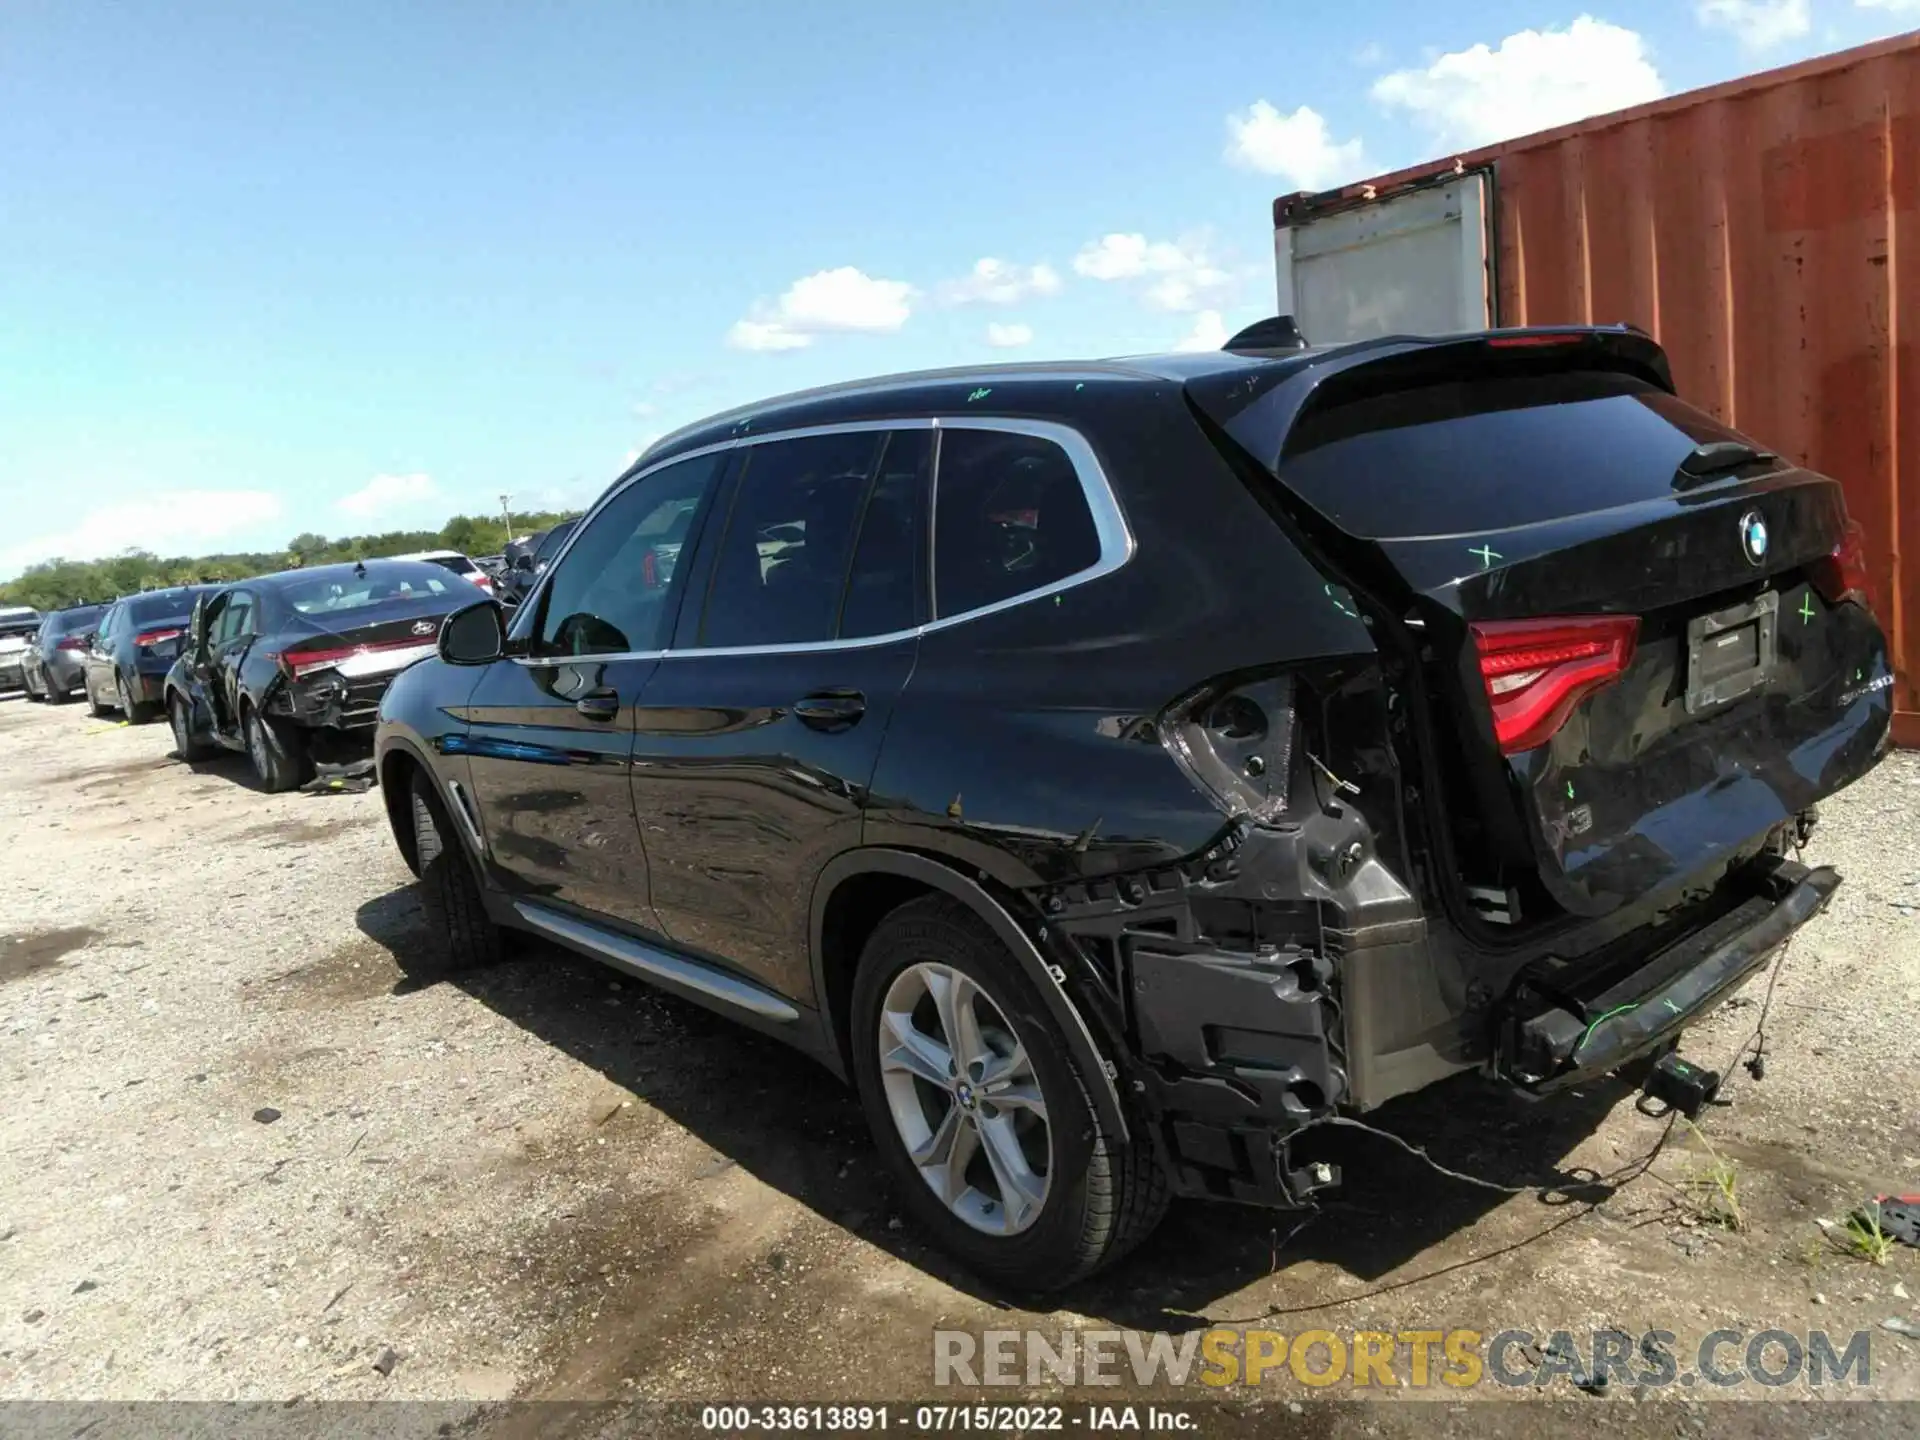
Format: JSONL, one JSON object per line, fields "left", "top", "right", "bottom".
{"left": 512, "top": 554, "right": 534, "bottom": 571}
{"left": 438, "top": 600, "right": 506, "bottom": 666}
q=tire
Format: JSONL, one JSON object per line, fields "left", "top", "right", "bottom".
{"left": 86, "top": 675, "right": 114, "bottom": 718}
{"left": 849, "top": 896, "right": 1168, "bottom": 1292}
{"left": 169, "top": 693, "right": 216, "bottom": 762}
{"left": 21, "top": 669, "right": 42, "bottom": 702}
{"left": 243, "top": 704, "right": 314, "bottom": 793}
{"left": 46, "top": 681, "right": 72, "bottom": 706}
{"left": 118, "top": 673, "right": 158, "bottom": 725}
{"left": 409, "top": 768, "right": 502, "bottom": 972}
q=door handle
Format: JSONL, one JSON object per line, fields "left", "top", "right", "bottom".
{"left": 793, "top": 689, "right": 866, "bottom": 731}
{"left": 575, "top": 692, "right": 620, "bottom": 721}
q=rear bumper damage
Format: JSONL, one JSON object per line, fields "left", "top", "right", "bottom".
{"left": 1497, "top": 855, "right": 1839, "bottom": 1093}
{"left": 1049, "top": 825, "right": 1839, "bottom": 1212}
{"left": 271, "top": 648, "right": 435, "bottom": 732}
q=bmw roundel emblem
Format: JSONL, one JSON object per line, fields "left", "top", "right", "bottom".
{"left": 1739, "top": 510, "right": 1769, "bottom": 566}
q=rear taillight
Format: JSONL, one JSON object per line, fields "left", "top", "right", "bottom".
{"left": 1810, "top": 520, "right": 1872, "bottom": 612}
{"left": 473, "top": 574, "right": 492, "bottom": 591}
{"left": 1471, "top": 616, "right": 1640, "bottom": 755}
{"left": 1484, "top": 333, "right": 1585, "bottom": 349}
{"left": 135, "top": 628, "right": 182, "bottom": 647}
{"left": 269, "top": 636, "right": 430, "bottom": 680}
{"left": 56, "top": 637, "right": 86, "bottom": 651}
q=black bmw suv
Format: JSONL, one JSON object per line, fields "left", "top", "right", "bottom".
{"left": 376, "top": 322, "right": 1891, "bottom": 1289}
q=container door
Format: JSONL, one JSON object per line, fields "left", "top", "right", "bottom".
{"left": 1276, "top": 172, "right": 1491, "bottom": 344}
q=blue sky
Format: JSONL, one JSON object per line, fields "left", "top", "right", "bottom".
{"left": 2, "top": 0, "right": 1914, "bottom": 575}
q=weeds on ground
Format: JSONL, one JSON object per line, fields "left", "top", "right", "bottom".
{"left": 1679, "top": 1123, "right": 1745, "bottom": 1232}
{"left": 1838, "top": 1210, "right": 1899, "bottom": 1266}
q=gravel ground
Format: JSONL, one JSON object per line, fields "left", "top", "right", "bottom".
{"left": 1, "top": 694, "right": 1916, "bottom": 1430}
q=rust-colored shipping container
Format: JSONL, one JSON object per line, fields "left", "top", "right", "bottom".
{"left": 1272, "top": 32, "right": 1919, "bottom": 745}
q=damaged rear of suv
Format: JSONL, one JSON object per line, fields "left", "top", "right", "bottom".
{"left": 381, "top": 322, "right": 1891, "bottom": 1289}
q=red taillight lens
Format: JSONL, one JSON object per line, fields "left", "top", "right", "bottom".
{"left": 1810, "top": 520, "right": 1872, "bottom": 612}
{"left": 273, "top": 636, "right": 432, "bottom": 680}
{"left": 135, "top": 628, "right": 182, "bottom": 647}
{"left": 1470, "top": 615, "right": 1640, "bottom": 755}
{"left": 56, "top": 637, "right": 86, "bottom": 651}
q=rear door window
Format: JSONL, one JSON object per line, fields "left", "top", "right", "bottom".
{"left": 931, "top": 428, "right": 1102, "bottom": 619}
{"left": 691, "top": 429, "right": 929, "bottom": 649}
{"left": 533, "top": 454, "right": 724, "bottom": 657}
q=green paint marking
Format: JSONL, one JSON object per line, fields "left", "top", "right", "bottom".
{"left": 966, "top": 387, "right": 992, "bottom": 402}
{"left": 1663, "top": 998, "right": 1682, "bottom": 1015}
{"left": 1856, "top": 668, "right": 1865, "bottom": 682}
{"left": 1798, "top": 594, "right": 1816, "bottom": 625}
{"left": 1074, "top": 382, "right": 1086, "bottom": 391}
{"left": 1566, "top": 781, "right": 1576, "bottom": 800}
{"left": 1573, "top": 1002, "right": 1638, "bottom": 1054}
{"left": 1470, "top": 544, "right": 1503, "bottom": 569}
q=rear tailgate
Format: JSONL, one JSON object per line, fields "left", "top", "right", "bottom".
{"left": 1188, "top": 329, "right": 1893, "bottom": 918}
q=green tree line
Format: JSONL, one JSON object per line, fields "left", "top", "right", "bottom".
{"left": 0, "top": 508, "right": 576, "bottom": 611}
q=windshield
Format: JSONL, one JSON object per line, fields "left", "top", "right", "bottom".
{"left": 283, "top": 566, "right": 456, "bottom": 615}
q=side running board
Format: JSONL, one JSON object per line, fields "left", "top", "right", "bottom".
{"left": 512, "top": 901, "right": 800, "bottom": 1023}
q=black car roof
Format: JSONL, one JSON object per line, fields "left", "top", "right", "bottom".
{"left": 640, "top": 350, "right": 1324, "bottom": 470}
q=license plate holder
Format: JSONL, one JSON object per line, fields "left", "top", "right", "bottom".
{"left": 1684, "top": 590, "right": 1778, "bottom": 714}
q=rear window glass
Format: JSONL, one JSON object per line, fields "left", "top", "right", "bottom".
{"left": 129, "top": 593, "right": 197, "bottom": 625}
{"left": 50, "top": 607, "right": 104, "bottom": 634}
{"left": 284, "top": 568, "right": 453, "bottom": 615}
{"left": 534, "top": 520, "right": 577, "bottom": 562}
{"left": 1276, "top": 372, "right": 1764, "bottom": 540}
{"left": 419, "top": 555, "right": 473, "bottom": 575}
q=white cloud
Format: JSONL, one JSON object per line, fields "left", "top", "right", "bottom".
{"left": 1371, "top": 17, "right": 1666, "bottom": 149}
{"left": 1172, "top": 311, "right": 1231, "bottom": 353}
{"left": 726, "top": 266, "right": 914, "bottom": 351}
{"left": 985, "top": 322, "right": 1034, "bottom": 349}
{"left": 1856, "top": 0, "right": 1920, "bottom": 13}
{"left": 338, "top": 472, "right": 439, "bottom": 520}
{"left": 1696, "top": 1, "right": 1811, "bottom": 48}
{"left": 0, "top": 488, "right": 285, "bottom": 575}
{"left": 632, "top": 400, "right": 658, "bottom": 418}
{"left": 1353, "top": 42, "right": 1387, "bottom": 67}
{"left": 1224, "top": 101, "right": 1369, "bottom": 189}
{"left": 1071, "top": 232, "right": 1236, "bottom": 313}
{"left": 940, "top": 258, "right": 1063, "bottom": 306}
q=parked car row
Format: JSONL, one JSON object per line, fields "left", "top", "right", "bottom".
{"left": 11, "top": 554, "right": 492, "bottom": 791}
{"left": 371, "top": 323, "right": 1894, "bottom": 1290}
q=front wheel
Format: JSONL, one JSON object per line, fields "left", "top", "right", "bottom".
{"left": 849, "top": 896, "right": 1167, "bottom": 1291}
{"left": 244, "top": 706, "right": 314, "bottom": 792}
{"left": 86, "top": 675, "right": 114, "bottom": 718}
{"left": 409, "top": 769, "right": 503, "bottom": 973}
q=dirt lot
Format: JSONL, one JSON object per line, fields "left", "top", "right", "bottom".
{"left": 2, "top": 693, "right": 1917, "bottom": 1430}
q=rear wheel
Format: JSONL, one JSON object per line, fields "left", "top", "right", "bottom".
{"left": 118, "top": 673, "right": 158, "bottom": 724}
{"left": 244, "top": 705, "right": 314, "bottom": 792}
{"left": 409, "top": 769, "right": 502, "bottom": 972}
{"left": 169, "top": 693, "right": 216, "bottom": 761}
{"left": 46, "top": 678, "right": 72, "bottom": 705}
{"left": 849, "top": 896, "right": 1167, "bottom": 1291}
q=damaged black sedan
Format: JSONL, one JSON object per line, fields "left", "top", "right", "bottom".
{"left": 375, "top": 322, "right": 1892, "bottom": 1290}
{"left": 167, "top": 559, "right": 483, "bottom": 791}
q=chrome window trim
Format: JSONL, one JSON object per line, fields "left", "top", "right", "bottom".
{"left": 510, "top": 414, "right": 1135, "bottom": 668}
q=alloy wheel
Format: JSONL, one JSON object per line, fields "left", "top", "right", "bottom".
{"left": 171, "top": 700, "right": 191, "bottom": 754}
{"left": 877, "top": 962, "right": 1052, "bottom": 1236}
